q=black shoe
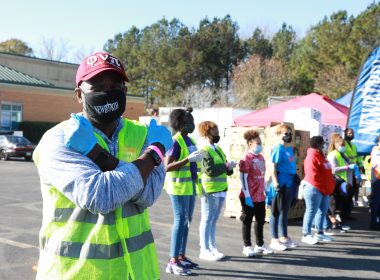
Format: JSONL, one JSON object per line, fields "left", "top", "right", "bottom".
{"left": 324, "top": 228, "right": 340, "bottom": 235}
{"left": 179, "top": 257, "right": 199, "bottom": 269}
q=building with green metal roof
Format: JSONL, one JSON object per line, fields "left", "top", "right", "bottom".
{"left": 0, "top": 52, "right": 144, "bottom": 132}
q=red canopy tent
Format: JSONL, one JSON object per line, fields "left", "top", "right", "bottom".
{"left": 234, "top": 93, "right": 349, "bottom": 127}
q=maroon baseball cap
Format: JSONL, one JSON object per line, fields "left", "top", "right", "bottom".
{"left": 76, "top": 52, "right": 129, "bottom": 86}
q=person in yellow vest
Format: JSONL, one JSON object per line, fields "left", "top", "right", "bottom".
{"left": 327, "top": 133, "right": 356, "bottom": 221}
{"left": 197, "top": 121, "right": 236, "bottom": 261}
{"left": 344, "top": 128, "right": 364, "bottom": 205}
{"left": 164, "top": 108, "right": 205, "bottom": 276}
{"left": 364, "top": 155, "right": 372, "bottom": 182}
{"left": 33, "top": 52, "right": 173, "bottom": 280}
{"left": 369, "top": 135, "right": 380, "bottom": 230}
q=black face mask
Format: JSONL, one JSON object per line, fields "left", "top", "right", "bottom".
{"left": 282, "top": 134, "right": 292, "bottom": 143}
{"left": 82, "top": 89, "right": 126, "bottom": 124}
{"left": 182, "top": 123, "right": 195, "bottom": 134}
{"left": 212, "top": 135, "right": 220, "bottom": 143}
{"left": 345, "top": 135, "right": 354, "bottom": 141}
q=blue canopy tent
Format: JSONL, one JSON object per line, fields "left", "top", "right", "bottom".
{"left": 336, "top": 91, "right": 352, "bottom": 107}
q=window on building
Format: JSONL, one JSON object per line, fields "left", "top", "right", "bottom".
{"left": 1, "top": 103, "right": 23, "bottom": 131}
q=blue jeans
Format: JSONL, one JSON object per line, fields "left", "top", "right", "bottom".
{"left": 169, "top": 189, "right": 196, "bottom": 257}
{"left": 199, "top": 194, "right": 226, "bottom": 251}
{"left": 269, "top": 187, "right": 292, "bottom": 239}
{"left": 302, "top": 183, "right": 330, "bottom": 235}
{"left": 312, "top": 214, "right": 330, "bottom": 230}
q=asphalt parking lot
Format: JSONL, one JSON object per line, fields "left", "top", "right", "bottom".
{"left": 0, "top": 159, "right": 379, "bottom": 280}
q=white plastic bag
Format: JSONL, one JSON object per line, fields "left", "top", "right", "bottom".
{"left": 298, "top": 180, "right": 306, "bottom": 200}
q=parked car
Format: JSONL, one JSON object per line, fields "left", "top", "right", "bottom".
{"left": 0, "top": 135, "right": 35, "bottom": 161}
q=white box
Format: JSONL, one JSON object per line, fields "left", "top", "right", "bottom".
{"left": 297, "top": 108, "right": 322, "bottom": 122}
{"left": 321, "top": 124, "right": 343, "bottom": 144}
{"left": 294, "top": 119, "right": 322, "bottom": 137}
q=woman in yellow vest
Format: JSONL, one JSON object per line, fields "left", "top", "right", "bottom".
{"left": 327, "top": 133, "right": 356, "bottom": 220}
{"left": 198, "top": 121, "right": 236, "bottom": 261}
{"left": 165, "top": 108, "right": 205, "bottom": 276}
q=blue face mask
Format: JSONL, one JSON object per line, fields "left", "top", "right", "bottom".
{"left": 251, "top": 145, "right": 263, "bottom": 154}
{"left": 338, "top": 146, "right": 346, "bottom": 153}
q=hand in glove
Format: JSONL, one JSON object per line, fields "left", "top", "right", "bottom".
{"left": 146, "top": 119, "right": 173, "bottom": 153}
{"left": 64, "top": 113, "right": 97, "bottom": 155}
{"left": 348, "top": 164, "right": 356, "bottom": 170}
{"left": 274, "top": 183, "right": 281, "bottom": 192}
{"left": 227, "top": 160, "right": 237, "bottom": 170}
{"left": 245, "top": 197, "right": 254, "bottom": 208}
{"left": 187, "top": 150, "right": 205, "bottom": 162}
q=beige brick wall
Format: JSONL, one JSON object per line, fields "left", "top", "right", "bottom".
{"left": 0, "top": 84, "right": 145, "bottom": 122}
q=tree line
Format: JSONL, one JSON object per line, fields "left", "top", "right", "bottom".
{"left": 106, "top": 3, "right": 379, "bottom": 109}
{"left": 1, "top": 3, "right": 379, "bottom": 109}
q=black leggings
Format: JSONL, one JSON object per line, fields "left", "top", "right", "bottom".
{"left": 239, "top": 198, "right": 266, "bottom": 247}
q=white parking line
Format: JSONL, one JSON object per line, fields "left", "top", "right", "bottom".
{"left": 0, "top": 237, "right": 38, "bottom": 249}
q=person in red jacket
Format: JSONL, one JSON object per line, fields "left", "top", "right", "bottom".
{"left": 301, "top": 136, "right": 336, "bottom": 245}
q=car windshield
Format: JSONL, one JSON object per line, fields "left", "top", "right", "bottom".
{"left": 5, "top": 136, "right": 31, "bottom": 145}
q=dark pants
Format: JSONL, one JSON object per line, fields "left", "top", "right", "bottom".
{"left": 370, "top": 181, "right": 380, "bottom": 225}
{"left": 353, "top": 176, "right": 359, "bottom": 202}
{"left": 269, "top": 187, "right": 293, "bottom": 238}
{"left": 239, "top": 198, "right": 266, "bottom": 247}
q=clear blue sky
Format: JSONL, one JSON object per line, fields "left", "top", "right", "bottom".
{"left": 0, "top": 0, "right": 377, "bottom": 62}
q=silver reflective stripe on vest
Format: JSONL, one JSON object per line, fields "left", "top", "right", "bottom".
{"left": 53, "top": 204, "right": 145, "bottom": 225}
{"left": 179, "top": 165, "right": 200, "bottom": 172}
{"left": 179, "top": 166, "right": 191, "bottom": 171}
{"left": 40, "top": 230, "right": 154, "bottom": 259}
{"left": 202, "top": 177, "right": 227, "bottom": 183}
{"left": 171, "top": 177, "right": 193, "bottom": 183}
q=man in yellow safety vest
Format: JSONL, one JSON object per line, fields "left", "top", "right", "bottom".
{"left": 33, "top": 52, "right": 172, "bottom": 279}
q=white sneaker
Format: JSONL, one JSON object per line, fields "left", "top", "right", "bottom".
{"left": 165, "top": 261, "right": 192, "bottom": 276}
{"left": 242, "top": 246, "right": 256, "bottom": 257}
{"left": 315, "top": 234, "right": 334, "bottom": 242}
{"left": 199, "top": 249, "right": 219, "bottom": 261}
{"left": 335, "top": 214, "right": 342, "bottom": 223}
{"left": 280, "top": 237, "right": 298, "bottom": 248}
{"left": 210, "top": 247, "right": 225, "bottom": 260}
{"left": 301, "top": 235, "right": 319, "bottom": 245}
{"left": 254, "top": 244, "right": 274, "bottom": 255}
{"left": 269, "top": 239, "right": 287, "bottom": 251}
{"left": 340, "top": 224, "right": 351, "bottom": 231}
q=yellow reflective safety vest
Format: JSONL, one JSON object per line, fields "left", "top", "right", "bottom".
{"left": 344, "top": 140, "right": 363, "bottom": 167}
{"left": 364, "top": 155, "right": 371, "bottom": 181}
{"left": 329, "top": 150, "right": 348, "bottom": 182}
{"left": 201, "top": 145, "right": 228, "bottom": 193}
{"left": 165, "top": 133, "right": 202, "bottom": 195}
{"left": 34, "top": 118, "right": 159, "bottom": 280}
